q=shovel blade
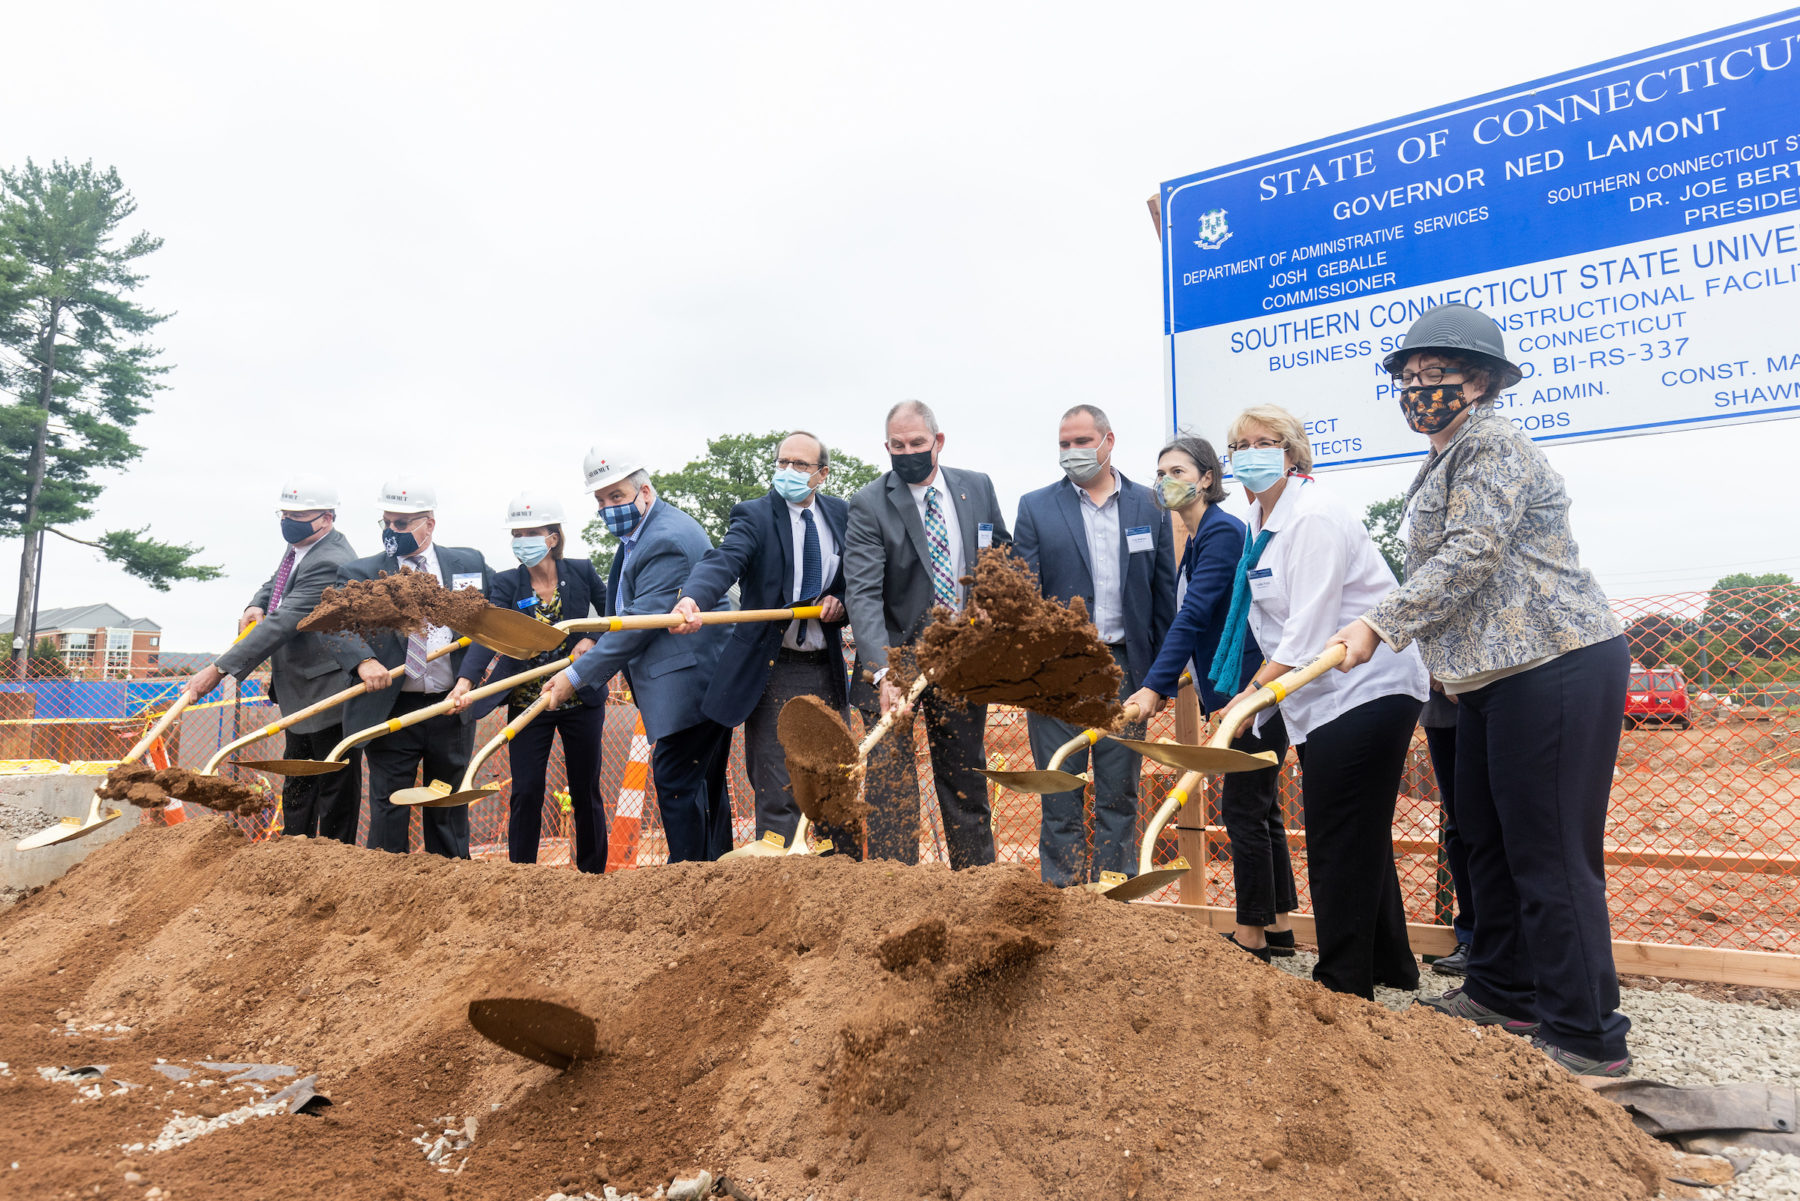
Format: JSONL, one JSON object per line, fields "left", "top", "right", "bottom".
{"left": 16, "top": 809, "right": 124, "bottom": 851}
{"left": 976, "top": 768, "right": 1089, "bottom": 795}
{"left": 1110, "top": 738, "right": 1279, "bottom": 775}
{"left": 423, "top": 786, "right": 498, "bottom": 809}
{"left": 468, "top": 997, "right": 597, "bottom": 1070}
{"left": 231, "top": 759, "right": 348, "bottom": 777}
{"left": 461, "top": 608, "right": 566, "bottom": 657}
{"left": 720, "top": 832, "right": 789, "bottom": 861}
{"left": 1097, "top": 861, "right": 1191, "bottom": 902}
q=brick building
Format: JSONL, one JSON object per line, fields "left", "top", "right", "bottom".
{"left": 0, "top": 604, "right": 162, "bottom": 678}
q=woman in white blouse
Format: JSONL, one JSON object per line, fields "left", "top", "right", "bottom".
{"left": 1214, "top": 404, "right": 1429, "bottom": 999}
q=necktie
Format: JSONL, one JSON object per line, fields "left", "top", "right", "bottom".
{"left": 267, "top": 548, "right": 297, "bottom": 615}
{"left": 799, "top": 509, "right": 821, "bottom": 602}
{"left": 403, "top": 554, "right": 429, "bottom": 681}
{"left": 923, "top": 487, "right": 958, "bottom": 609}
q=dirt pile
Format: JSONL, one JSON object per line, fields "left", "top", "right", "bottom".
{"left": 0, "top": 819, "right": 1674, "bottom": 1201}
{"left": 918, "top": 547, "right": 1124, "bottom": 728}
{"left": 96, "top": 762, "right": 272, "bottom": 816}
{"left": 300, "top": 569, "right": 491, "bottom": 640}
{"left": 776, "top": 695, "right": 869, "bottom": 832}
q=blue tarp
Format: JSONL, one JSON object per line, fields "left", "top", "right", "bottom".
{"left": 0, "top": 678, "right": 264, "bottom": 720}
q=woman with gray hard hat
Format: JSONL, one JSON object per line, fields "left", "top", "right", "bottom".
{"left": 448, "top": 491, "right": 611, "bottom": 872}
{"left": 1331, "top": 301, "right": 1632, "bottom": 1077}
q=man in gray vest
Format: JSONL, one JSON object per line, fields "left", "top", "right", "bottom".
{"left": 191, "top": 475, "right": 365, "bottom": 841}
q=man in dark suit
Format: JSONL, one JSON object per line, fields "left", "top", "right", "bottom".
{"left": 843, "top": 400, "right": 1011, "bottom": 869}
{"left": 540, "top": 447, "right": 734, "bottom": 862}
{"left": 190, "top": 475, "right": 365, "bottom": 842}
{"left": 335, "top": 478, "right": 493, "bottom": 859}
{"left": 670, "top": 431, "right": 857, "bottom": 854}
{"left": 1013, "top": 405, "right": 1176, "bottom": 885}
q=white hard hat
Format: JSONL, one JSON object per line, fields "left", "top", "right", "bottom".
{"left": 583, "top": 445, "right": 644, "bottom": 493}
{"left": 277, "top": 474, "right": 338, "bottom": 512}
{"left": 377, "top": 477, "right": 437, "bottom": 514}
{"left": 504, "top": 490, "right": 565, "bottom": 530}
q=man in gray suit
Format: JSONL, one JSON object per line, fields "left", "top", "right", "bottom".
{"left": 189, "top": 475, "right": 365, "bottom": 841}
{"left": 844, "top": 400, "right": 1011, "bottom": 868}
{"left": 335, "top": 478, "right": 493, "bottom": 859}
{"left": 1013, "top": 405, "right": 1176, "bottom": 885}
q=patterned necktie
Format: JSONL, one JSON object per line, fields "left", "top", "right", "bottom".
{"left": 403, "top": 554, "right": 429, "bottom": 680}
{"left": 923, "top": 487, "right": 958, "bottom": 609}
{"left": 267, "top": 548, "right": 297, "bottom": 615}
{"left": 799, "top": 509, "right": 821, "bottom": 601}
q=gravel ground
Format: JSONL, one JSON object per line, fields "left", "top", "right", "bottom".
{"left": 1262, "top": 945, "right": 1800, "bottom": 1196}
{"left": 0, "top": 800, "right": 59, "bottom": 842}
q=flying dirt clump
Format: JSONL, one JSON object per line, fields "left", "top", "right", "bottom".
{"left": 917, "top": 545, "right": 1124, "bottom": 728}
{"left": 96, "top": 763, "right": 272, "bottom": 817}
{"left": 298, "top": 569, "right": 491, "bottom": 641}
{"left": 777, "top": 695, "right": 869, "bottom": 832}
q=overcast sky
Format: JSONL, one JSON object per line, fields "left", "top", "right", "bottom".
{"left": 4, "top": 1, "right": 1795, "bottom": 653}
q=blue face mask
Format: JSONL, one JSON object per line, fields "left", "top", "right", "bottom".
{"left": 599, "top": 498, "right": 643, "bottom": 538}
{"left": 1229, "top": 447, "right": 1288, "bottom": 493}
{"left": 772, "top": 467, "right": 816, "bottom": 504}
{"left": 512, "top": 535, "right": 550, "bottom": 567}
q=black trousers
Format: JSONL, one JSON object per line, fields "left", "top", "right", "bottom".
{"left": 1296, "top": 693, "right": 1423, "bottom": 1000}
{"left": 365, "top": 692, "right": 473, "bottom": 859}
{"left": 508, "top": 701, "right": 607, "bottom": 873}
{"left": 744, "top": 652, "right": 863, "bottom": 858}
{"left": 279, "top": 724, "right": 361, "bottom": 843}
{"left": 1455, "top": 636, "right": 1631, "bottom": 1061}
{"left": 1424, "top": 722, "right": 1475, "bottom": 944}
{"left": 652, "top": 717, "right": 734, "bottom": 863}
{"left": 1219, "top": 710, "right": 1297, "bottom": 927}
{"left": 861, "top": 684, "right": 994, "bottom": 869}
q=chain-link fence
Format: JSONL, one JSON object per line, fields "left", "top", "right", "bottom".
{"left": 5, "top": 585, "right": 1796, "bottom": 960}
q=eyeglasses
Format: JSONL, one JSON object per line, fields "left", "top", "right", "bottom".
{"left": 774, "top": 458, "right": 821, "bottom": 472}
{"left": 1392, "top": 367, "right": 1463, "bottom": 387}
{"left": 1226, "top": 438, "right": 1283, "bottom": 453}
{"left": 381, "top": 515, "right": 426, "bottom": 531}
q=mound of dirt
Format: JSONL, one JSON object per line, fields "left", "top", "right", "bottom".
{"left": 300, "top": 569, "right": 491, "bottom": 640}
{"left": 917, "top": 547, "right": 1124, "bottom": 728}
{"left": 96, "top": 762, "right": 272, "bottom": 817}
{"left": 0, "top": 819, "right": 1673, "bottom": 1201}
{"left": 776, "top": 695, "right": 869, "bottom": 833}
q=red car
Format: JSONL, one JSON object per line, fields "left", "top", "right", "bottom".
{"left": 1625, "top": 664, "right": 1691, "bottom": 729}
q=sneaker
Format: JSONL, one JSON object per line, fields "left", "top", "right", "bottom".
{"left": 1532, "top": 1037, "right": 1632, "bottom": 1078}
{"left": 1222, "top": 932, "right": 1273, "bottom": 964}
{"left": 1263, "top": 929, "right": 1297, "bottom": 958}
{"left": 1430, "top": 942, "right": 1470, "bottom": 976}
{"left": 1416, "top": 987, "right": 1539, "bottom": 1036}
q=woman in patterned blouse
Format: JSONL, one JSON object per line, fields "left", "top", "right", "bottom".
{"left": 1331, "top": 302, "right": 1633, "bottom": 1077}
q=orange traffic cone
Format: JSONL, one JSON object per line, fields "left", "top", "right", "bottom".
{"left": 605, "top": 713, "right": 650, "bottom": 871}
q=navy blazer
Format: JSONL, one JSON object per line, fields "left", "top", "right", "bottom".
{"left": 1011, "top": 471, "right": 1177, "bottom": 694}
{"left": 335, "top": 543, "right": 494, "bottom": 732}
{"left": 681, "top": 490, "right": 851, "bottom": 728}
{"left": 459, "top": 557, "right": 611, "bottom": 717}
{"left": 1141, "top": 502, "right": 1262, "bottom": 712}
{"left": 565, "top": 500, "right": 729, "bottom": 742}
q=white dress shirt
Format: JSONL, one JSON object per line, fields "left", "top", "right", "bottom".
{"left": 783, "top": 500, "right": 839, "bottom": 652}
{"left": 1071, "top": 472, "right": 1125, "bottom": 644}
{"left": 398, "top": 541, "right": 458, "bottom": 693}
{"left": 908, "top": 475, "right": 965, "bottom": 605}
{"left": 1243, "top": 478, "right": 1427, "bottom": 744}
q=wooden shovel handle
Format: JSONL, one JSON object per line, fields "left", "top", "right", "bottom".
{"left": 460, "top": 692, "right": 555, "bottom": 791}
{"left": 857, "top": 672, "right": 932, "bottom": 758}
{"left": 557, "top": 605, "right": 822, "bottom": 635}
{"left": 123, "top": 690, "right": 199, "bottom": 764}
{"left": 328, "top": 656, "right": 572, "bottom": 761}
{"left": 1208, "top": 643, "right": 1349, "bottom": 749}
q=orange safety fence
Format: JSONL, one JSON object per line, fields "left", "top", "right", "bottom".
{"left": 5, "top": 583, "right": 1795, "bottom": 961}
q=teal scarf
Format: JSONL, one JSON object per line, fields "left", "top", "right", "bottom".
{"left": 1208, "top": 528, "right": 1274, "bottom": 696}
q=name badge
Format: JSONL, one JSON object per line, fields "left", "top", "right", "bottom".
{"left": 977, "top": 522, "right": 994, "bottom": 548}
{"left": 452, "top": 572, "right": 484, "bottom": 592}
{"left": 1248, "top": 567, "right": 1277, "bottom": 599}
{"left": 515, "top": 595, "right": 540, "bottom": 611}
{"left": 1125, "top": 525, "right": 1154, "bottom": 553}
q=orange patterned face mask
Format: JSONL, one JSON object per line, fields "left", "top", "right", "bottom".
{"left": 1399, "top": 384, "right": 1473, "bottom": 434}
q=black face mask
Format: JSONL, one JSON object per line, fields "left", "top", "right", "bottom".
{"left": 890, "top": 448, "right": 936, "bottom": 485}
{"left": 280, "top": 516, "right": 317, "bottom": 545}
{"left": 382, "top": 528, "right": 420, "bottom": 558}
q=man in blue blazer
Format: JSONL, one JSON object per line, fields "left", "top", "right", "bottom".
{"left": 1012, "top": 405, "right": 1176, "bottom": 885}
{"left": 670, "top": 431, "right": 856, "bottom": 855}
{"left": 335, "top": 478, "right": 495, "bottom": 860}
{"left": 541, "top": 446, "right": 734, "bottom": 862}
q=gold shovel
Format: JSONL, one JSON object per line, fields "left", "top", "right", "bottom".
{"left": 977, "top": 700, "right": 1147, "bottom": 795}
{"left": 15, "top": 689, "right": 198, "bottom": 851}
{"left": 389, "top": 690, "right": 554, "bottom": 808}
{"left": 456, "top": 605, "right": 568, "bottom": 659}
{"left": 555, "top": 604, "right": 822, "bottom": 636}
{"left": 218, "top": 638, "right": 473, "bottom": 776}
{"left": 1092, "top": 645, "right": 1346, "bottom": 901}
